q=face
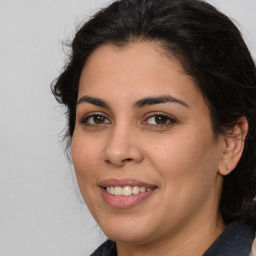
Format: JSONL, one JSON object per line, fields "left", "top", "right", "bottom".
{"left": 72, "top": 42, "right": 226, "bottom": 245}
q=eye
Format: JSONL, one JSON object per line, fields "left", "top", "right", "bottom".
{"left": 143, "top": 114, "right": 176, "bottom": 127}
{"left": 81, "top": 114, "right": 111, "bottom": 125}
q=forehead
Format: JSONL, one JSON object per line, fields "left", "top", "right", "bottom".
{"left": 81, "top": 41, "right": 186, "bottom": 82}
{"left": 78, "top": 41, "right": 205, "bottom": 108}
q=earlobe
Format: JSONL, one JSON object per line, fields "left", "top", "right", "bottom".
{"left": 218, "top": 117, "right": 248, "bottom": 176}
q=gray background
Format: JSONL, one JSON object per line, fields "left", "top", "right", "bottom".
{"left": 0, "top": 0, "right": 255, "bottom": 255}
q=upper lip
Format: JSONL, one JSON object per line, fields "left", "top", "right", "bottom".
{"left": 99, "top": 178, "right": 157, "bottom": 189}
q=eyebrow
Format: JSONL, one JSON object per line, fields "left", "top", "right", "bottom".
{"left": 76, "top": 95, "right": 189, "bottom": 109}
{"left": 77, "top": 96, "right": 110, "bottom": 108}
{"left": 134, "top": 95, "right": 189, "bottom": 108}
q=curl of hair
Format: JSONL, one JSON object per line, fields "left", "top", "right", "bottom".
{"left": 52, "top": 0, "right": 256, "bottom": 228}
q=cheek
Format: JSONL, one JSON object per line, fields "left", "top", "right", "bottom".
{"left": 71, "top": 134, "right": 105, "bottom": 217}
{"left": 71, "top": 133, "right": 103, "bottom": 188}
{"left": 146, "top": 131, "right": 220, "bottom": 196}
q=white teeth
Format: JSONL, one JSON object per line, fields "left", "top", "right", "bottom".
{"left": 132, "top": 186, "right": 140, "bottom": 194}
{"left": 139, "top": 187, "right": 146, "bottom": 193}
{"left": 106, "top": 186, "right": 115, "bottom": 195}
{"left": 106, "top": 186, "right": 152, "bottom": 196}
{"left": 110, "top": 186, "right": 115, "bottom": 195}
{"left": 114, "top": 187, "right": 123, "bottom": 196}
{"left": 122, "top": 186, "right": 132, "bottom": 196}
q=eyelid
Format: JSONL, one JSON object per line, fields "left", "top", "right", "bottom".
{"left": 80, "top": 112, "right": 111, "bottom": 124}
{"left": 79, "top": 111, "right": 177, "bottom": 127}
{"left": 142, "top": 112, "right": 177, "bottom": 126}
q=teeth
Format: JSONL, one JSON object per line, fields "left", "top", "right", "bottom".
{"left": 139, "top": 187, "right": 146, "bottom": 193}
{"left": 132, "top": 186, "right": 140, "bottom": 194}
{"left": 106, "top": 186, "right": 152, "bottom": 196}
{"left": 114, "top": 187, "right": 123, "bottom": 196}
{"left": 110, "top": 186, "right": 115, "bottom": 195}
{"left": 106, "top": 187, "right": 115, "bottom": 195}
{"left": 122, "top": 186, "right": 132, "bottom": 196}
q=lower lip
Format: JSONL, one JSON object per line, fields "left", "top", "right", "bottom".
{"left": 100, "top": 188, "right": 155, "bottom": 209}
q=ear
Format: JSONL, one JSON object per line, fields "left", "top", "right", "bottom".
{"left": 218, "top": 117, "right": 248, "bottom": 176}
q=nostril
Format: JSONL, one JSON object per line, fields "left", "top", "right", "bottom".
{"left": 104, "top": 158, "right": 133, "bottom": 166}
{"left": 123, "top": 158, "right": 133, "bottom": 162}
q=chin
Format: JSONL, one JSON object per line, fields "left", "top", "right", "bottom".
{"left": 99, "top": 216, "right": 158, "bottom": 245}
{"left": 105, "top": 230, "right": 151, "bottom": 245}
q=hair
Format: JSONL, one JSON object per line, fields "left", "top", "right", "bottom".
{"left": 52, "top": 0, "right": 256, "bottom": 228}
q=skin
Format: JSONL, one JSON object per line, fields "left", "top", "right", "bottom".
{"left": 71, "top": 41, "right": 247, "bottom": 256}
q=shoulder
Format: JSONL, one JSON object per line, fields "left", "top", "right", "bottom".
{"left": 203, "top": 221, "right": 255, "bottom": 256}
{"left": 90, "top": 240, "right": 117, "bottom": 256}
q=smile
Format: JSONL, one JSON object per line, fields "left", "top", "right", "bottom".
{"left": 105, "top": 186, "right": 152, "bottom": 196}
{"left": 99, "top": 179, "right": 157, "bottom": 208}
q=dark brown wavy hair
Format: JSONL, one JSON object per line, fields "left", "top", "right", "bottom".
{"left": 52, "top": 0, "right": 256, "bottom": 229}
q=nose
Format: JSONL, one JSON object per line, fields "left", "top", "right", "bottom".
{"left": 103, "top": 125, "right": 144, "bottom": 166}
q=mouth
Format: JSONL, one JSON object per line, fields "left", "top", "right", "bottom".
{"left": 105, "top": 185, "right": 152, "bottom": 196}
{"left": 99, "top": 179, "right": 158, "bottom": 208}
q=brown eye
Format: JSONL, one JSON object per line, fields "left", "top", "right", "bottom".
{"left": 93, "top": 115, "right": 106, "bottom": 124}
{"left": 145, "top": 114, "right": 176, "bottom": 126}
{"left": 154, "top": 116, "right": 169, "bottom": 125}
{"left": 82, "top": 114, "right": 111, "bottom": 125}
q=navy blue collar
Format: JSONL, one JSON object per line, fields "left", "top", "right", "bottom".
{"left": 203, "top": 221, "right": 255, "bottom": 256}
{"left": 91, "top": 221, "right": 255, "bottom": 256}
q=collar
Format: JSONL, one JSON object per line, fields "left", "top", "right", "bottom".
{"left": 203, "top": 221, "right": 255, "bottom": 256}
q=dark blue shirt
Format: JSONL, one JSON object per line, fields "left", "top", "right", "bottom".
{"left": 91, "top": 221, "right": 255, "bottom": 256}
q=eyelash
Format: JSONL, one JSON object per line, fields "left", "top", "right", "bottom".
{"left": 80, "top": 112, "right": 111, "bottom": 126}
{"left": 143, "top": 113, "right": 177, "bottom": 127}
{"left": 80, "top": 112, "right": 177, "bottom": 128}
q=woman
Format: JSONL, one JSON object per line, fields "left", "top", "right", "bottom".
{"left": 52, "top": 0, "right": 256, "bottom": 255}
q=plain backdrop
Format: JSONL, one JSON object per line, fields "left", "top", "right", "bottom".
{"left": 0, "top": 0, "right": 255, "bottom": 255}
